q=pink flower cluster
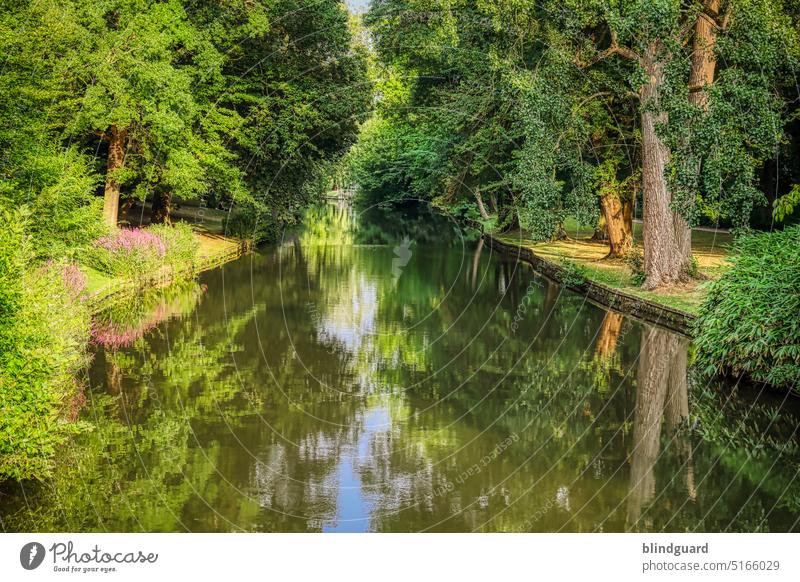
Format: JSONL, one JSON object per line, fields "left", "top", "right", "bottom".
{"left": 60, "top": 263, "right": 87, "bottom": 300}
{"left": 45, "top": 260, "right": 87, "bottom": 301}
{"left": 96, "top": 228, "right": 167, "bottom": 258}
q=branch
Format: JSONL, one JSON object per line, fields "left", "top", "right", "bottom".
{"left": 575, "top": 30, "right": 639, "bottom": 69}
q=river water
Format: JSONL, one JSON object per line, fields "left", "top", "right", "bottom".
{"left": 2, "top": 202, "right": 799, "bottom": 532}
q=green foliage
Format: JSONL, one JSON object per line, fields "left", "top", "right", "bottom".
{"left": 694, "top": 226, "right": 800, "bottom": 390}
{"left": 558, "top": 259, "right": 589, "bottom": 288}
{"left": 624, "top": 244, "right": 646, "bottom": 287}
{"left": 0, "top": 210, "right": 91, "bottom": 480}
{"left": 773, "top": 184, "right": 800, "bottom": 223}
{"left": 148, "top": 223, "right": 199, "bottom": 270}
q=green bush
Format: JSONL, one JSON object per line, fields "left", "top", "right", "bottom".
{"left": 624, "top": 244, "right": 646, "bottom": 286}
{"left": 148, "top": 222, "right": 199, "bottom": 270}
{"left": 225, "top": 204, "right": 281, "bottom": 243}
{"left": 694, "top": 226, "right": 800, "bottom": 391}
{"left": 83, "top": 223, "right": 199, "bottom": 277}
{"left": 0, "top": 210, "right": 91, "bottom": 480}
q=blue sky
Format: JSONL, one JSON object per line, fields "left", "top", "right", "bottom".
{"left": 345, "top": 0, "right": 370, "bottom": 14}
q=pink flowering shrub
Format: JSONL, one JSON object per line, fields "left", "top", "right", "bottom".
{"left": 85, "top": 227, "right": 168, "bottom": 276}
{"left": 43, "top": 260, "right": 87, "bottom": 301}
{"left": 60, "top": 263, "right": 87, "bottom": 300}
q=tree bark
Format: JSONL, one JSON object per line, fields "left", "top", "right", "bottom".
{"left": 600, "top": 193, "right": 633, "bottom": 258}
{"left": 151, "top": 190, "right": 172, "bottom": 225}
{"left": 592, "top": 214, "right": 608, "bottom": 242}
{"left": 674, "top": 1, "right": 722, "bottom": 273}
{"left": 103, "top": 125, "right": 127, "bottom": 228}
{"left": 689, "top": 1, "right": 722, "bottom": 112}
{"left": 640, "top": 44, "right": 687, "bottom": 289}
{"left": 475, "top": 189, "right": 491, "bottom": 220}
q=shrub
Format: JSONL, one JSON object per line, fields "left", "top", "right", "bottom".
{"left": 148, "top": 222, "right": 199, "bottom": 270}
{"left": 559, "top": 259, "right": 589, "bottom": 288}
{"left": 83, "top": 224, "right": 199, "bottom": 277}
{"left": 84, "top": 227, "right": 167, "bottom": 277}
{"left": 225, "top": 204, "right": 281, "bottom": 243}
{"left": 0, "top": 210, "right": 91, "bottom": 480}
{"left": 624, "top": 244, "right": 645, "bottom": 286}
{"left": 694, "top": 226, "right": 800, "bottom": 391}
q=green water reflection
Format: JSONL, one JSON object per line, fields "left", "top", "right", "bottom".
{"left": 2, "top": 202, "right": 800, "bottom": 532}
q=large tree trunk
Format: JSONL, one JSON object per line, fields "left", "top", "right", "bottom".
{"left": 102, "top": 126, "right": 127, "bottom": 228}
{"left": 689, "top": 1, "right": 721, "bottom": 112}
{"left": 151, "top": 190, "right": 172, "bottom": 225}
{"left": 673, "top": 1, "right": 723, "bottom": 273}
{"left": 640, "top": 44, "right": 688, "bottom": 289}
{"left": 600, "top": 193, "right": 633, "bottom": 258}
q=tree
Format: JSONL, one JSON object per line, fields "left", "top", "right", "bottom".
{"left": 363, "top": 0, "right": 799, "bottom": 288}
{"left": 189, "top": 0, "right": 372, "bottom": 237}
{"left": 60, "top": 0, "right": 246, "bottom": 227}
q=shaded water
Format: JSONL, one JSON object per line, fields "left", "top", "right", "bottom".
{"left": 3, "top": 202, "right": 800, "bottom": 532}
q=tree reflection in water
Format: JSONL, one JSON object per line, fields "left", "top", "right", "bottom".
{"left": 2, "top": 203, "right": 799, "bottom": 533}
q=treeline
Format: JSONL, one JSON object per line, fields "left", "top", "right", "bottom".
{"left": 1, "top": 0, "right": 371, "bottom": 245}
{"left": 349, "top": 0, "right": 800, "bottom": 290}
{"left": 0, "top": 0, "right": 370, "bottom": 480}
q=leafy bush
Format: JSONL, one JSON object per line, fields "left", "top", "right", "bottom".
{"left": 0, "top": 146, "right": 107, "bottom": 261}
{"left": 694, "top": 226, "right": 800, "bottom": 391}
{"left": 0, "top": 210, "right": 91, "bottom": 480}
{"left": 83, "top": 224, "right": 198, "bottom": 277}
{"left": 559, "top": 259, "right": 589, "bottom": 288}
{"left": 148, "top": 223, "right": 199, "bottom": 270}
{"left": 624, "top": 244, "right": 646, "bottom": 286}
{"left": 84, "top": 227, "right": 167, "bottom": 277}
{"left": 225, "top": 203, "right": 282, "bottom": 243}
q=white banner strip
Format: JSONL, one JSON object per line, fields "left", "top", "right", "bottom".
{"left": 1, "top": 533, "right": 797, "bottom": 581}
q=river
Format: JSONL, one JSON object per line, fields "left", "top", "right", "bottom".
{"left": 2, "top": 201, "right": 799, "bottom": 532}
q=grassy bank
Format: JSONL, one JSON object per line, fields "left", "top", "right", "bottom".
{"left": 0, "top": 217, "right": 249, "bottom": 481}
{"left": 490, "top": 219, "right": 732, "bottom": 315}
{"left": 84, "top": 230, "right": 249, "bottom": 313}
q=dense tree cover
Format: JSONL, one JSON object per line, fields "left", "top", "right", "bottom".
{"left": 352, "top": 0, "right": 800, "bottom": 289}
{"left": 0, "top": 0, "right": 370, "bottom": 234}
{"left": 0, "top": 0, "right": 370, "bottom": 480}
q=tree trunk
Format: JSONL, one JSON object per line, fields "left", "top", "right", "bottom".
{"left": 151, "top": 190, "right": 172, "bottom": 225}
{"left": 475, "top": 189, "right": 490, "bottom": 220}
{"left": 600, "top": 193, "right": 633, "bottom": 258}
{"left": 674, "top": 1, "right": 722, "bottom": 273}
{"left": 102, "top": 125, "right": 127, "bottom": 228}
{"left": 592, "top": 214, "right": 608, "bottom": 242}
{"left": 640, "top": 44, "right": 687, "bottom": 289}
{"left": 489, "top": 192, "right": 498, "bottom": 214}
{"left": 689, "top": 1, "right": 721, "bottom": 112}
{"left": 499, "top": 203, "right": 519, "bottom": 232}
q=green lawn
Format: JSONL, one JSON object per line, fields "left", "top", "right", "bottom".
{"left": 494, "top": 219, "right": 733, "bottom": 315}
